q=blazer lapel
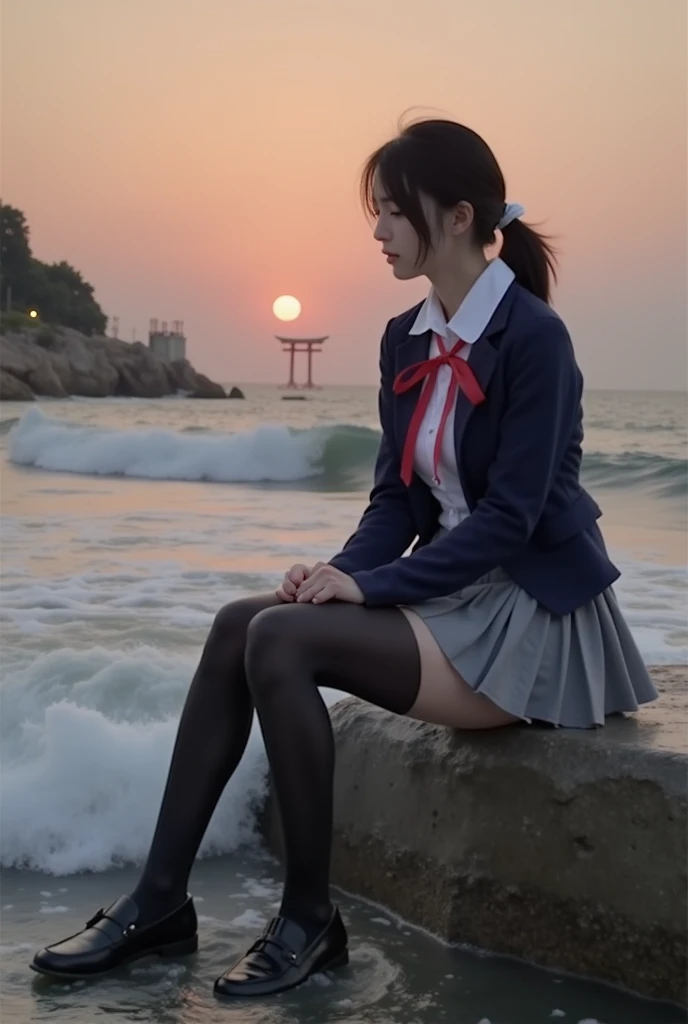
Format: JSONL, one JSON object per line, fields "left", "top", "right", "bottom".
{"left": 452, "top": 284, "right": 516, "bottom": 463}
{"left": 452, "top": 334, "right": 498, "bottom": 455}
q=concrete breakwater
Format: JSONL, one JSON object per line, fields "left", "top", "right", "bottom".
{"left": 262, "top": 664, "right": 687, "bottom": 1006}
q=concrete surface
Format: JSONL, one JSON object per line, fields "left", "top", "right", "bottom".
{"left": 262, "top": 665, "right": 687, "bottom": 1005}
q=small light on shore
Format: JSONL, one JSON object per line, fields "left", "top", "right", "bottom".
{"left": 29, "top": 309, "right": 38, "bottom": 319}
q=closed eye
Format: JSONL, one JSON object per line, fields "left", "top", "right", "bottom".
{"left": 372, "top": 198, "right": 403, "bottom": 218}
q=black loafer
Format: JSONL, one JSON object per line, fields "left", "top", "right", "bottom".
{"left": 30, "top": 895, "right": 197, "bottom": 979}
{"left": 214, "top": 906, "right": 348, "bottom": 998}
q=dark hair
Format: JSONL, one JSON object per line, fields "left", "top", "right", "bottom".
{"left": 361, "top": 118, "right": 557, "bottom": 303}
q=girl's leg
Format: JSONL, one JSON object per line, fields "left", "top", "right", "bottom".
{"left": 214, "top": 599, "right": 518, "bottom": 998}
{"left": 212, "top": 600, "right": 421, "bottom": 997}
{"left": 242, "top": 599, "right": 516, "bottom": 945}
{"left": 399, "top": 607, "right": 521, "bottom": 728}
{"left": 130, "top": 592, "right": 280, "bottom": 924}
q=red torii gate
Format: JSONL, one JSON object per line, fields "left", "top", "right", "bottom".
{"left": 276, "top": 336, "right": 328, "bottom": 389}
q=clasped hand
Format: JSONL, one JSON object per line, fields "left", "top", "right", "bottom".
{"left": 277, "top": 562, "right": 364, "bottom": 605}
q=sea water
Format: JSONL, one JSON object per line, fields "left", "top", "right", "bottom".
{"left": 1, "top": 386, "right": 686, "bottom": 1024}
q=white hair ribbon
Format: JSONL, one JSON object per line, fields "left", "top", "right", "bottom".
{"left": 497, "top": 202, "right": 525, "bottom": 230}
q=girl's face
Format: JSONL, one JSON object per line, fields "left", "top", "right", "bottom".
{"left": 371, "top": 173, "right": 434, "bottom": 281}
{"left": 371, "top": 172, "right": 474, "bottom": 282}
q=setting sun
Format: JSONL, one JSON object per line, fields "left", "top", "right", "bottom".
{"left": 272, "top": 295, "right": 302, "bottom": 322}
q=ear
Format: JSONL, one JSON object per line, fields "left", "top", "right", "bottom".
{"left": 449, "top": 201, "right": 474, "bottom": 237}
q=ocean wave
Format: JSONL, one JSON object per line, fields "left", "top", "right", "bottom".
{"left": 581, "top": 450, "right": 687, "bottom": 499}
{"left": 7, "top": 408, "right": 380, "bottom": 486}
{"left": 0, "top": 645, "right": 269, "bottom": 874}
{"left": 0, "top": 628, "right": 347, "bottom": 874}
{"left": 585, "top": 419, "right": 679, "bottom": 433}
{"left": 6, "top": 409, "right": 687, "bottom": 498}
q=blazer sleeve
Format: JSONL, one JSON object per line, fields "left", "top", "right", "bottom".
{"left": 328, "top": 322, "right": 417, "bottom": 574}
{"left": 350, "top": 315, "right": 581, "bottom": 605}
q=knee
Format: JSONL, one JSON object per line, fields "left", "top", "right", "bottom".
{"left": 244, "top": 605, "right": 305, "bottom": 700}
{"left": 206, "top": 594, "right": 278, "bottom": 655}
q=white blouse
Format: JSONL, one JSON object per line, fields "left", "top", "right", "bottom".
{"left": 408, "top": 258, "right": 515, "bottom": 531}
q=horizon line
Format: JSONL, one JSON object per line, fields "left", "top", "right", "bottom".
{"left": 219, "top": 382, "right": 688, "bottom": 394}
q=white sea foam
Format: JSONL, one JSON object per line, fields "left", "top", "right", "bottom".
{"left": 0, "top": 943, "right": 33, "bottom": 957}
{"left": 0, "top": 641, "right": 271, "bottom": 874}
{"left": 7, "top": 407, "right": 368, "bottom": 483}
{"left": 0, "top": 628, "right": 345, "bottom": 875}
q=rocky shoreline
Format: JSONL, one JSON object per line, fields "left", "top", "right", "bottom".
{"left": 0, "top": 327, "right": 241, "bottom": 400}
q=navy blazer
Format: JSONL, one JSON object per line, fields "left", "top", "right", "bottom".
{"left": 329, "top": 282, "right": 620, "bottom": 616}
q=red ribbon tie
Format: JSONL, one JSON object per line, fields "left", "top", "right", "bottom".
{"left": 392, "top": 334, "right": 485, "bottom": 486}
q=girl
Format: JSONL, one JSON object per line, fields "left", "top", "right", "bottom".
{"left": 31, "top": 118, "right": 658, "bottom": 998}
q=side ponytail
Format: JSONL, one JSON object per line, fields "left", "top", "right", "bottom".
{"left": 500, "top": 219, "right": 558, "bottom": 304}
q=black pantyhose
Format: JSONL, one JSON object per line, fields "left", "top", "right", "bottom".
{"left": 131, "top": 595, "right": 421, "bottom": 939}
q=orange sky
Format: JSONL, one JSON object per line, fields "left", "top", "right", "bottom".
{"left": 2, "top": 0, "right": 686, "bottom": 389}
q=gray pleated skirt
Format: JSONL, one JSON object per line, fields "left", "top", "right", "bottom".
{"left": 404, "top": 566, "right": 659, "bottom": 729}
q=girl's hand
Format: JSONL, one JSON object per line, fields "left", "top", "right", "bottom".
{"left": 295, "top": 564, "right": 364, "bottom": 605}
{"left": 277, "top": 562, "right": 324, "bottom": 602}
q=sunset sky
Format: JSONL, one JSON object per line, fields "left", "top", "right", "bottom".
{"left": 3, "top": 0, "right": 686, "bottom": 389}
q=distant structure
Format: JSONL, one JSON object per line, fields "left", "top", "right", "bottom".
{"left": 148, "top": 319, "right": 186, "bottom": 362}
{"left": 276, "top": 336, "right": 328, "bottom": 388}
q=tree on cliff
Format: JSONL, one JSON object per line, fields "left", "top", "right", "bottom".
{"left": 0, "top": 203, "right": 107, "bottom": 335}
{"left": 0, "top": 205, "right": 33, "bottom": 301}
